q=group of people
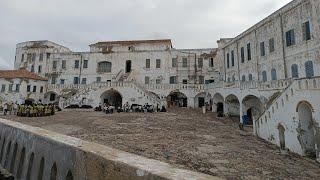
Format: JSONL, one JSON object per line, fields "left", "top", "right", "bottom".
{"left": 1, "top": 102, "right": 56, "bottom": 117}
{"left": 95, "top": 102, "right": 167, "bottom": 114}
{"left": 16, "top": 104, "right": 56, "bottom": 117}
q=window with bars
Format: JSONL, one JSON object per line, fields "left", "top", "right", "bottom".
{"left": 145, "top": 76, "right": 150, "bottom": 84}
{"left": 182, "top": 58, "right": 188, "bottom": 67}
{"left": 302, "top": 21, "right": 311, "bottom": 41}
{"left": 305, "top": 61, "right": 314, "bottom": 78}
{"left": 97, "top": 61, "right": 112, "bottom": 73}
{"left": 146, "top": 59, "right": 150, "bottom": 68}
{"left": 269, "top": 38, "right": 275, "bottom": 53}
{"left": 286, "top": 29, "right": 295, "bottom": 46}
{"left": 291, "top": 64, "right": 299, "bottom": 78}
{"left": 260, "top": 42, "right": 265, "bottom": 56}
{"left": 156, "top": 59, "right": 161, "bottom": 68}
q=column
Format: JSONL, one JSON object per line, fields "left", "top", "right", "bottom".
{"left": 240, "top": 103, "right": 244, "bottom": 124}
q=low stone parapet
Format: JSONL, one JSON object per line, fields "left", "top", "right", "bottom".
{"left": 0, "top": 118, "right": 220, "bottom": 180}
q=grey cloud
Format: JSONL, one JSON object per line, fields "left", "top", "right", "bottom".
{"left": 0, "top": 0, "right": 291, "bottom": 69}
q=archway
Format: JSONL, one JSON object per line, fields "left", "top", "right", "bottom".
{"left": 44, "top": 91, "right": 59, "bottom": 104}
{"left": 242, "top": 95, "right": 264, "bottom": 125}
{"left": 195, "top": 92, "right": 211, "bottom": 108}
{"left": 297, "top": 101, "right": 316, "bottom": 158}
{"left": 212, "top": 93, "right": 224, "bottom": 116}
{"left": 167, "top": 91, "right": 187, "bottom": 108}
{"left": 100, "top": 89, "right": 123, "bottom": 109}
{"left": 225, "top": 94, "right": 240, "bottom": 117}
{"left": 25, "top": 98, "right": 35, "bottom": 105}
{"left": 278, "top": 124, "right": 286, "bottom": 150}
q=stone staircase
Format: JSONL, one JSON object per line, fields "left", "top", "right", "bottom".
{"left": 255, "top": 77, "right": 320, "bottom": 159}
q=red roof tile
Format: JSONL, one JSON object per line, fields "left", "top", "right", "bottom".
{"left": 0, "top": 69, "right": 48, "bottom": 81}
{"left": 90, "top": 39, "right": 172, "bottom": 47}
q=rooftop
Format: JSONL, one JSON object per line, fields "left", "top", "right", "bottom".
{"left": 0, "top": 69, "right": 48, "bottom": 81}
{"left": 89, "top": 39, "right": 172, "bottom": 47}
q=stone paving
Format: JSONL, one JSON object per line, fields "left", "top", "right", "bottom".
{"left": 2, "top": 108, "right": 320, "bottom": 179}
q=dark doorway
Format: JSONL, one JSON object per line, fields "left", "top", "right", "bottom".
{"left": 50, "top": 93, "right": 56, "bottom": 101}
{"left": 126, "top": 60, "right": 132, "bottom": 73}
{"left": 167, "top": 92, "right": 187, "bottom": 107}
{"left": 101, "top": 90, "right": 122, "bottom": 109}
{"left": 247, "top": 108, "right": 253, "bottom": 125}
{"left": 217, "top": 102, "right": 224, "bottom": 117}
{"left": 278, "top": 125, "right": 286, "bottom": 150}
{"left": 198, "top": 97, "right": 205, "bottom": 108}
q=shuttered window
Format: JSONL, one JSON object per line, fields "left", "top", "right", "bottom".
{"left": 305, "top": 61, "right": 314, "bottom": 78}
{"left": 291, "top": 64, "right": 299, "bottom": 78}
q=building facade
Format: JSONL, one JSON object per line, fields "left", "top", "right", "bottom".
{"left": 1, "top": 0, "right": 319, "bottom": 162}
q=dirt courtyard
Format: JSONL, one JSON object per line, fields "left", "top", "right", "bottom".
{"left": 2, "top": 108, "right": 320, "bottom": 179}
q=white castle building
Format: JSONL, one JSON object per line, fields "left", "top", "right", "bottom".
{"left": 1, "top": 0, "right": 320, "bottom": 162}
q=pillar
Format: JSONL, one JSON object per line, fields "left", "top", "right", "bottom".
{"left": 188, "top": 97, "right": 195, "bottom": 108}
{"left": 224, "top": 99, "right": 228, "bottom": 116}
{"left": 240, "top": 103, "right": 244, "bottom": 124}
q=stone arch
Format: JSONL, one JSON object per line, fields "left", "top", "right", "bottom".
{"left": 10, "top": 142, "right": 18, "bottom": 172}
{"left": 194, "top": 92, "right": 211, "bottom": 108}
{"left": 44, "top": 91, "right": 59, "bottom": 104}
{"left": 38, "top": 157, "right": 45, "bottom": 180}
{"left": 167, "top": 91, "right": 187, "bottom": 108}
{"left": 100, "top": 89, "right": 123, "bottom": 109}
{"left": 225, "top": 94, "right": 240, "bottom": 117}
{"left": 66, "top": 170, "right": 73, "bottom": 180}
{"left": 0, "top": 137, "right": 6, "bottom": 162}
{"left": 25, "top": 98, "right": 35, "bottom": 105}
{"left": 16, "top": 147, "right": 26, "bottom": 179}
{"left": 4, "top": 141, "right": 12, "bottom": 168}
{"left": 296, "top": 101, "right": 316, "bottom": 158}
{"left": 50, "top": 162, "right": 58, "bottom": 180}
{"left": 242, "top": 95, "right": 264, "bottom": 125}
{"left": 26, "top": 152, "right": 34, "bottom": 180}
{"left": 278, "top": 124, "right": 286, "bottom": 150}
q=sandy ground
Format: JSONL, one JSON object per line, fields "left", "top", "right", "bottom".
{"left": 2, "top": 108, "right": 320, "bottom": 179}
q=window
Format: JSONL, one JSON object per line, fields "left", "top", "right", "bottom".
{"left": 232, "top": 75, "right": 235, "bottom": 82}
{"left": 305, "top": 61, "right": 314, "bottom": 78}
{"left": 27, "top": 85, "right": 31, "bottom": 92}
{"left": 242, "top": 75, "right": 246, "bottom": 82}
{"left": 96, "top": 77, "right": 101, "bottom": 83}
{"left": 172, "top": 58, "right": 177, "bottom": 68}
{"left": 271, "top": 69, "right": 277, "bottom": 80}
{"left": 97, "top": 61, "right": 112, "bottom": 73}
{"left": 240, "top": 47, "right": 245, "bottom": 63}
{"left": 81, "top": 78, "right": 87, "bottom": 84}
{"left": 260, "top": 42, "right": 265, "bottom": 56}
{"left": 74, "top": 60, "right": 80, "bottom": 69}
{"left": 8, "top": 84, "right": 13, "bottom": 92}
{"left": 62, "top": 60, "right": 66, "bottom": 69}
{"left": 182, "top": 79, "right": 188, "bottom": 84}
{"left": 269, "top": 38, "right": 275, "bottom": 53}
{"left": 249, "top": 74, "right": 253, "bottom": 81}
{"left": 247, "top": 43, "right": 251, "bottom": 60}
{"left": 286, "top": 29, "right": 295, "bottom": 47}
{"left": 40, "top": 86, "right": 43, "bottom": 93}
{"left": 83, "top": 60, "right": 88, "bottom": 68}
{"left": 303, "top": 21, "right": 311, "bottom": 41}
{"left": 33, "top": 86, "right": 37, "bottom": 93}
{"left": 262, "top": 71, "right": 267, "bottom": 82}
{"left": 227, "top": 77, "right": 231, "bottom": 82}
{"left": 38, "top": 65, "right": 42, "bottom": 73}
{"left": 199, "top": 76, "right": 204, "bottom": 84}
{"left": 145, "top": 76, "right": 150, "bottom": 84}
{"left": 226, "top": 53, "right": 230, "bottom": 68}
{"left": 15, "top": 84, "right": 20, "bottom": 92}
{"left": 21, "top": 54, "right": 24, "bottom": 62}
{"left": 39, "top": 53, "right": 43, "bottom": 61}
{"left": 27, "top": 53, "right": 32, "bottom": 61}
{"left": 46, "top": 53, "right": 51, "bottom": 60}
{"left": 51, "top": 77, "right": 57, "bottom": 84}
{"left": 146, "top": 59, "right": 150, "bottom": 68}
{"left": 31, "top": 65, "right": 35, "bottom": 73}
{"left": 60, "top": 79, "right": 65, "bottom": 85}
{"left": 170, "top": 76, "right": 177, "bottom": 84}
{"left": 198, "top": 58, "right": 203, "bottom": 68}
{"left": 31, "top": 53, "right": 36, "bottom": 62}
{"left": 1, "top": 85, "right": 5, "bottom": 92}
{"left": 156, "top": 79, "right": 161, "bottom": 84}
{"left": 73, "top": 77, "right": 79, "bottom": 84}
{"left": 209, "top": 58, "right": 214, "bottom": 67}
{"left": 291, "top": 64, "right": 299, "bottom": 78}
{"left": 52, "top": 61, "right": 57, "bottom": 70}
{"left": 156, "top": 59, "right": 161, "bottom": 68}
{"left": 182, "top": 58, "right": 188, "bottom": 67}
{"left": 231, "top": 51, "right": 235, "bottom": 66}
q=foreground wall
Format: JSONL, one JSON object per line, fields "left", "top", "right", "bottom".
{"left": 0, "top": 118, "right": 217, "bottom": 180}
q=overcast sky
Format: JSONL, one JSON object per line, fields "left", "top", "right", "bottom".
{"left": 0, "top": 0, "right": 292, "bottom": 69}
